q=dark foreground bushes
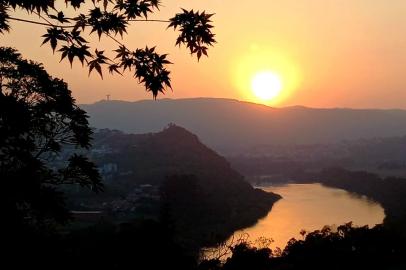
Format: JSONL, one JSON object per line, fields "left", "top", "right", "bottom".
{"left": 200, "top": 223, "right": 406, "bottom": 270}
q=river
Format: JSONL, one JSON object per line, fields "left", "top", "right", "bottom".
{"left": 222, "top": 183, "right": 385, "bottom": 251}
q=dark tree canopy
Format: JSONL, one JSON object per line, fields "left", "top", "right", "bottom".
{"left": 0, "top": 47, "right": 102, "bottom": 232}
{"left": 0, "top": 0, "right": 216, "bottom": 98}
{"left": 199, "top": 223, "right": 406, "bottom": 270}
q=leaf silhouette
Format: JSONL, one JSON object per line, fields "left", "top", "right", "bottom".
{"left": 49, "top": 11, "right": 70, "bottom": 24}
{"left": 108, "top": 63, "right": 122, "bottom": 75}
{"left": 65, "top": 0, "right": 86, "bottom": 9}
{"left": 42, "top": 27, "right": 66, "bottom": 53}
{"left": 59, "top": 44, "right": 92, "bottom": 66}
{"left": 169, "top": 9, "right": 216, "bottom": 60}
{"left": 88, "top": 49, "right": 109, "bottom": 78}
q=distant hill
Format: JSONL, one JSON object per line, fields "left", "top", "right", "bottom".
{"left": 82, "top": 98, "right": 406, "bottom": 154}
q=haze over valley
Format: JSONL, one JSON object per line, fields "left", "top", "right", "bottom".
{"left": 83, "top": 98, "right": 406, "bottom": 154}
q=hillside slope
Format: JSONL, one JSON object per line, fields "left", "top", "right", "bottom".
{"left": 88, "top": 125, "right": 281, "bottom": 246}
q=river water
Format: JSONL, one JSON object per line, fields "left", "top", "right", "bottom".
{"left": 224, "top": 183, "right": 385, "bottom": 250}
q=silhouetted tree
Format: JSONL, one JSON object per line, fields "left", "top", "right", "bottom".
{"left": 0, "top": 0, "right": 216, "bottom": 98}
{"left": 0, "top": 47, "right": 102, "bottom": 234}
{"left": 199, "top": 223, "right": 406, "bottom": 270}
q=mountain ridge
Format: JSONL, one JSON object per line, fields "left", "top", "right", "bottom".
{"left": 86, "top": 97, "right": 406, "bottom": 111}
{"left": 82, "top": 98, "right": 406, "bottom": 154}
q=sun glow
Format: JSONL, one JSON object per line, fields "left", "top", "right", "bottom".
{"left": 232, "top": 45, "right": 302, "bottom": 105}
{"left": 251, "top": 71, "right": 282, "bottom": 101}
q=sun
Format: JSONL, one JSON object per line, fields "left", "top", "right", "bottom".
{"left": 251, "top": 71, "right": 283, "bottom": 101}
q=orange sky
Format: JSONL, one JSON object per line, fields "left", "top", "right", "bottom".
{"left": 3, "top": 0, "right": 406, "bottom": 108}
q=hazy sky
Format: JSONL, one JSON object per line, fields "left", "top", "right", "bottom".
{"left": 3, "top": 0, "right": 406, "bottom": 108}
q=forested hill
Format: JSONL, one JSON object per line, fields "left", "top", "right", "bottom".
{"left": 93, "top": 124, "right": 251, "bottom": 186}
{"left": 89, "top": 125, "right": 281, "bottom": 246}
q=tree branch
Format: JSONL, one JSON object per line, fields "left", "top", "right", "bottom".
{"left": 8, "top": 17, "right": 170, "bottom": 29}
{"left": 9, "top": 17, "right": 56, "bottom": 27}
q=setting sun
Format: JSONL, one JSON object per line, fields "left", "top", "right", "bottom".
{"left": 251, "top": 71, "right": 282, "bottom": 101}
{"left": 232, "top": 47, "right": 301, "bottom": 105}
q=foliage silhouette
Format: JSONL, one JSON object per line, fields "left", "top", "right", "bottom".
{"left": 0, "top": 47, "right": 102, "bottom": 234}
{"left": 200, "top": 223, "right": 406, "bottom": 270}
{"left": 0, "top": 0, "right": 216, "bottom": 98}
{"left": 4, "top": 219, "right": 198, "bottom": 270}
